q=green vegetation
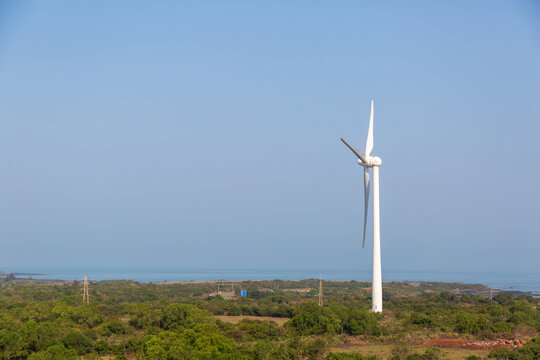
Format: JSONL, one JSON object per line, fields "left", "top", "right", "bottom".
{"left": 488, "top": 337, "right": 540, "bottom": 360}
{"left": 0, "top": 279, "right": 537, "bottom": 359}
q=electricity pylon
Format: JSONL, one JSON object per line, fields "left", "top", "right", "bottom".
{"left": 318, "top": 275, "right": 323, "bottom": 307}
{"left": 82, "top": 275, "right": 89, "bottom": 304}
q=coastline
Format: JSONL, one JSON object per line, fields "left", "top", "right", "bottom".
{"left": 2, "top": 273, "right": 538, "bottom": 298}
{"left": 2, "top": 267, "right": 538, "bottom": 296}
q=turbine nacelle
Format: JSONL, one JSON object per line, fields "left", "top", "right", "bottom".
{"left": 370, "top": 156, "right": 382, "bottom": 166}
{"left": 357, "top": 156, "right": 382, "bottom": 167}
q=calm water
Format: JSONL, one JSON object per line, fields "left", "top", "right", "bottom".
{"left": 4, "top": 267, "right": 539, "bottom": 295}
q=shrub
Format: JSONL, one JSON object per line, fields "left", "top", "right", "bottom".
{"left": 289, "top": 302, "right": 341, "bottom": 335}
{"left": 62, "top": 331, "right": 93, "bottom": 355}
{"left": 302, "top": 337, "right": 328, "bottom": 360}
{"left": 160, "top": 304, "right": 212, "bottom": 330}
{"left": 238, "top": 319, "right": 282, "bottom": 340}
{"left": 390, "top": 344, "right": 411, "bottom": 360}
{"left": 98, "top": 319, "right": 126, "bottom": 336}
{"left": 27, "top": 344, "right": 77, "bottom": 360}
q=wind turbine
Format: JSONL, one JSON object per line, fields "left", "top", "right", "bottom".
{"left": 341, "top": 100, "right": 383, "bottom": 313}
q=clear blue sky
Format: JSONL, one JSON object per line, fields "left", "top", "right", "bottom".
{"left": 0, "top": 1, "right": 538, "bottom": 273}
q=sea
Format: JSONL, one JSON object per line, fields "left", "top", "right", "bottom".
{"left": 3, "top": 267, "right": 539, "bottom": 296}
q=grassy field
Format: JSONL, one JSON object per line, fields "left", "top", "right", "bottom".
{"left": 216, "top": 315, "right": 498, "bottom": 359}
{"left": 214, "top": 314, "right": 290, "bottom": 326}
{"left": 331, "top": 344, "right": 491, "bottom": 360}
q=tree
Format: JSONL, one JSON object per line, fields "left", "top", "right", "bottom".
{"left": 160, "top": 303, "right": 212, "bottom": 330}
{"left": 27, "top": 344, "right": 77, "bottom": 360}
{"left": 289, "top": 302, "right": 341, "bottom": 335}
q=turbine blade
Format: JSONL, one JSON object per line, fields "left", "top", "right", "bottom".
{"left": 341, "top": 138, "right": 366, "bottom": 164}
{"left": 363, "top": 166, "right": 370, "bottom": 248}
{"left": 365, "top": 100, "right": 374, "bottom": 157}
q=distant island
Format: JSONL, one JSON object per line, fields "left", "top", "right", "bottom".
{"left": 0, "top": 270, "right": 44, "bottom": 277}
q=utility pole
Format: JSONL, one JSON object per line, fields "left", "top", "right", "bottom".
{"left": 82, "top": 275, "right": 89, "bottom": 304}
{"left": 318, "top": 275, "right": 323, "bottom": 307}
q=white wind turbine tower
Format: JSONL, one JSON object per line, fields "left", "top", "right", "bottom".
{"left": 341, "top": 100, "right": 383, "bottom": 313}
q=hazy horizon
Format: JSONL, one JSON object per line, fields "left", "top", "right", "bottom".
{"left": 0, "top": 1, "right": 539, "bottom": 273}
